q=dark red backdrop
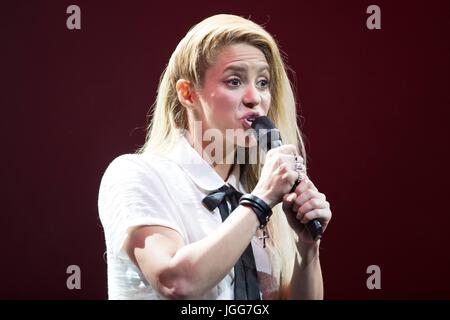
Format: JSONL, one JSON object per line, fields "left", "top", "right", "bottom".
{"left": 2, "top": 0, "right": 449, "bottom": 299}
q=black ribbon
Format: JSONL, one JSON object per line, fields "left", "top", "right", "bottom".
{"left": 202, "top": 185, "right": 261, "bottom": 300}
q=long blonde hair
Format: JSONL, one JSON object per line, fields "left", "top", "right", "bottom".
{"left": 137, "top": 14, "right": 307, "bottom": 299}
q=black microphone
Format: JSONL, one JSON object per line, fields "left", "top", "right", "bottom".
{"left": 251, "top": 116, "right": 323, "bottom": 241}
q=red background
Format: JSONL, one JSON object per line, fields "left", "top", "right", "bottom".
{"left": 1, "top": 0, "right": 449, "bottom": 299}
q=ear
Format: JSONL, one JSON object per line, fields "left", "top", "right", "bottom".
{"left": 176, "top": 79, "right": 197, "bottom": 109}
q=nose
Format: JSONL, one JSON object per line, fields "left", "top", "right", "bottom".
{"left": 242, "top": 84, "right": 261, "bottom": 109}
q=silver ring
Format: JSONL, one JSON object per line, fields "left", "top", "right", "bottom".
{"left": 294, "top": 156, "right": 306, "bottom": 184}
{"left": 290, "top": 169, "right": 303, "bottom": 193}
{"left": 296, "top": 170, "right": 303, "bottom": 183}
{"left": 294, "top": 156, "right": 305, "bottom": 171}
{"left": 295, "top": 161, "right": 304, "bottom": 172}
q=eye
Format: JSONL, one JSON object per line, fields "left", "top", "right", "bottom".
{"left": 257, "top": 78, "right": 270, "bottom": 89}
{"left": 226, "top": 77, "right": 242, "bottom": 87}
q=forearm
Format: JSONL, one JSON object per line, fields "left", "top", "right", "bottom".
{"left": 289, "top": 242, "right": 323, "bottom": 300}
{"left": 167, "top": 205, "right": 260, "bottom": 298}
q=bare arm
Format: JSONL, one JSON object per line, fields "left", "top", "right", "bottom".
{"left": 125, "top": 205, "right": 259, "bottom": 299}
{"left": 287, "top": 242, "right": 323, "bottom": 299}
{"left": 281, "top": 173, "right": 332, "bottom": 300}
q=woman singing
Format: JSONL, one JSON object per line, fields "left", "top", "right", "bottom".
{"left": 98, "top": 14, "right": 332, "bottom": 300}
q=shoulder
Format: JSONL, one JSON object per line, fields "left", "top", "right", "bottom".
{"left": 98, "top": 152, "right": 193, "bottom": 201}
{"left": 100, "top": 152, "right": 174, "bottom": 184}
{"left": 97, "top": 152, "right": 186, "bottom": 223}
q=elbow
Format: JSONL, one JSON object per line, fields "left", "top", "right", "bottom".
{"left": 158, "top": 279, "right": 191, "bottom": 300}
{"left": 154, "top": 268, "right": 201, "bottom": 300}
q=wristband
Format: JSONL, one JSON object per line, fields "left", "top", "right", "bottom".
{"left": 239, "top": 194, "right": 272, "bottom": 228}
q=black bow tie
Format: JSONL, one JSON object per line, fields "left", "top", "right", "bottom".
{"left": 202, "top": 185, "right": 243, "bottom": 211}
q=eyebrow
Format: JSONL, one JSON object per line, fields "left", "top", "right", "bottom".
{"left": 223, "top": 64, "right": 270, "bottom": 74}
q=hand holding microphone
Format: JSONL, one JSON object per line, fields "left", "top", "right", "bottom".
{"left": 250, "top": 116, "right": 330, "bottom": 241}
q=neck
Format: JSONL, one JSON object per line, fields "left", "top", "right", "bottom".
{"left": 213, "top": 162, "right": 234, "bottom": 182}
{"left": 185, "top": 129, "right": 236, "bottom": 181}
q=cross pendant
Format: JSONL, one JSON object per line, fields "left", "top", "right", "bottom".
{"left": 258, "top": 229, "right": 269, "bottom": 248}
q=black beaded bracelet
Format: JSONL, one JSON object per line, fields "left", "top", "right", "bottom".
{"left": 239, "top": 194, "right": 273, "bottom": 228}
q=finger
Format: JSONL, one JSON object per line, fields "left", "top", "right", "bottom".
{"left": 292, "top": 189, "right": 324, "bottom": 212}
{"left": 282, "top": 193, "right": 296, "bottom": 212}
{"left": 298, "top": 198, "right": 330, "bottom": 215}
{"left": 279, "top": 154, "right": 296, "bottom": 168}
{"left": 295, "top": 198, "right": 328, "bottom": 222}
{"left": 283, "top": 192, "right": 297, "bottom": 203}
{"left": 280, "top": 169, "right": 298, "bottom": 190}
{"left": 269, "top": 153, "right": 295, "bottom": 170}
{"left": 299, "top": 208, "right": 332, "bottom": 225}
{"left": 294, "top": 176, "right": 318, "bottom": 194}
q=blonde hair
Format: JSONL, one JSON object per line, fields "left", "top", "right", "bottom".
{"left": 137, "top": 14, "right": 307, "bottom": 299}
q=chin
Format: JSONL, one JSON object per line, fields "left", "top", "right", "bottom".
{"left": 234, "top": 131, "right": 258, "bottom": 148}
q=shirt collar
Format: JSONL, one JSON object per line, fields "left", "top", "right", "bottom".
{"left": 161, "top": 132, "right": 241, "bottom": 193}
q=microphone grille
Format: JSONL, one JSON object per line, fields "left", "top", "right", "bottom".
{"left": 250, "top": 116, "right": 276, "bottom": 131}
{"left": 250, "top": 116, "right": 282, "bottom": 151}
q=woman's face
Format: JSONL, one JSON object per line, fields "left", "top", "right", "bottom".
{"left": 194, "top": 43, "right": 272, "bottom": 147}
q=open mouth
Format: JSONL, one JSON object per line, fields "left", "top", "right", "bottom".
{"left": 242, "top": 115, "right": 257, "bottom": 129}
